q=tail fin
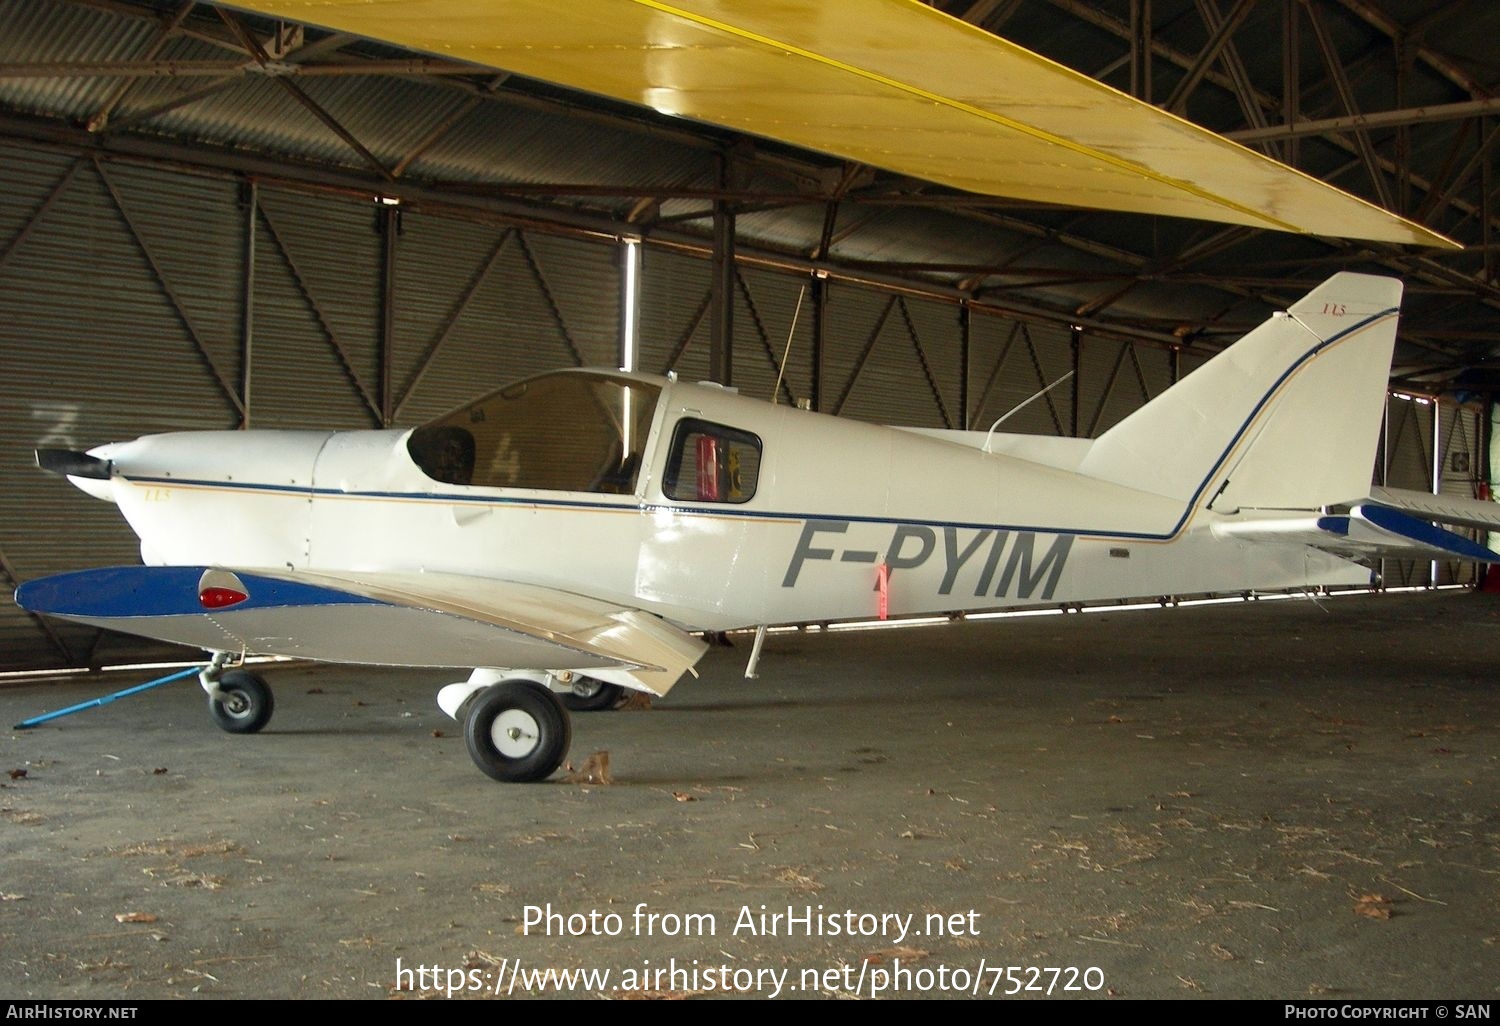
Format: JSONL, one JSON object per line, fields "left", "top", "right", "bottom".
{"left": 1078, "top": 272, "right": 1402, "bottom": 512}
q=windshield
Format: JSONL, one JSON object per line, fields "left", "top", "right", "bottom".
{"left": 407, "top": 372, "right": 660, "bottom": 494}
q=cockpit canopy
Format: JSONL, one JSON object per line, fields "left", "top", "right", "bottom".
{"left": 407, "top": 372, "right": 660, "bottom": 494}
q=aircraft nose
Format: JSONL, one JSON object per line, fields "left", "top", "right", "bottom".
{"left": 87, "top": 440, "right": 131, "bottom": 463}
{"left": 34, "top": 440, "right": 132, "bottom": 503}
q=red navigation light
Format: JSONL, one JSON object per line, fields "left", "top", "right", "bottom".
{"left": 199, "top": 586, "right": 248, "bottom": 609}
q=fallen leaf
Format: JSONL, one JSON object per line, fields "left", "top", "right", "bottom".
{"left": 1353, "top": 894, "right": 1393, "bottom": 919}
{"left": 464, "top": 950, "right": 501, "bottom": 970}
{"left": 1210, "top": 943, "right": 1236, "bottom": 961}
{"left": 152, "top": 768, "right": 168, "bottom": 776}
{"left": 182, "top": 841, "right": 239, "bottom": 859}
{"left": 618, "top": 692, "right": 653, "bottom": 711}
{"left": 564, "top": 750, "right": 612, "bottom": 785}
{"left": 775, "top": 868, "right": 822, "bottom": 891}
{"left": 7, "top": 769, "right": 27, "bottom": 781}
{"left": 431, "top": 730, "right": 445, "bottom": 738}
{"left": 671, "top": 791, "right": 696, "bottom": 802}
{"left": 115, "top": 912, "right": 158, "bottom": 924}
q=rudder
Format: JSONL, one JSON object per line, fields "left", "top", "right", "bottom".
{"left": 1077, "top": 273, "right": 1403, "bottom": 513}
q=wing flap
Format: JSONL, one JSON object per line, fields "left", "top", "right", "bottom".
{"left": 16, "top": 566, "right": 707, "bottom": 695}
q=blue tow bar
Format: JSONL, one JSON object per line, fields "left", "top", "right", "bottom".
{"left": 13, "top": 665, "right": 206, "bottom": 730}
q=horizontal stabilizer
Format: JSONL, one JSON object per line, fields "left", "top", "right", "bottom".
{"left": 1367, "top": 486, "right": 1500, "bottom": 533}
{"left": 36, "top": 448, "right": 110, "bottom": 480}
{"left": 1213, "top": 506, "right": 1500, "bottom": 563}
{"left": 16, "top": 566, "right": 706, "bottom": 694}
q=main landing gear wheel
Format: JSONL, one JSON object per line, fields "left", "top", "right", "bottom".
{"left": 464, "top": 681, "right": 571, "bottom": 782}
{"left": 207, "top": 669, "right": 275, "bottom": 734}
{"left": 561, "top": 676, "right": 625, "bottom": 712}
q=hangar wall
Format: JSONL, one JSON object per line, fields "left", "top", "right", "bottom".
{"left": 0, "top": 141, "right": 1487, "bottom": 672}
{"left": 1378, "top": 395, "right": 1488, "bottom": 588}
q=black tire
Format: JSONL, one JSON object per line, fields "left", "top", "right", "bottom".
{"left": 560, "top": 676, "right": 625, "bottom": 712}
{"left": 207, "top": 669, "right": 274, "bottom": 734}
{"left": 464, "top": 681, "right": 571, "bottom": 783}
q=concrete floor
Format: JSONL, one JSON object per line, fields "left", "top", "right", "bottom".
{"left": 0, "top": 590, "right": 1495, "bottom": 1000}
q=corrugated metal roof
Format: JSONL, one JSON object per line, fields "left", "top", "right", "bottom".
{"left": 0, "top": 0, "right": 159, "bottom": 118}
{"left": 0, "top": 0, "right": 1495, "bottom": 376}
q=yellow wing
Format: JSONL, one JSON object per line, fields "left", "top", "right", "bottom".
{"left": 231, "top": 0, "right": 1455, "bottom": 247}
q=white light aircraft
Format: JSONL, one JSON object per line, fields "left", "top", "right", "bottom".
{"left": 17, "top": 273, "right": 1500, "bottom": 781}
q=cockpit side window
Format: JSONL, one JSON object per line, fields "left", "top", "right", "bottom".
{"left": 662, "top": 419, "right": 762, "bottom": 504}
{"left": 407, "top": 373, "right": 660, "bottom": 494}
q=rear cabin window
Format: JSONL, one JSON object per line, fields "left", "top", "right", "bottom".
{"left": 662, "top": 419, "right": 762, "bottom": 504}
{"left": 407, "top": 373, "right": 659, "bottom": 494}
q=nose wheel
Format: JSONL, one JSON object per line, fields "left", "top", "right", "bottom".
{"left": 206, "top": 669, "right": 275, "bottom": 734}
{"left": 463, "top": 680, "right": 571, "bottom": 782}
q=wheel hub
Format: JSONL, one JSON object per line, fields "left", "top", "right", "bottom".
{"left": 490, "top": 709, "right": 540, "bottom": 758}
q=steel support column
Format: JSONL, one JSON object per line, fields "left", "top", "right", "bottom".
{"left": 708, "top": 193, "right": 735, "bottom": 386}
{"left": 1283, "top": 0, "right": 1299, "bottom": 167}
{"left": 1431, "top": 397, "right": 1443, "bottom": 586}
{"left": 1130, "top": 0, "right": 1152, "bottom": 102}
{"left": 1070, "top": 326, "right": 1083, "bottom": 437}
{"left": 959, "top": 300, "right": 971, "bottom": 430}
{"left": 240, "top": 177, "right": 256, "bottom": 428}
{"left": 810, "top": 274, "right": 827, "bottom": 412}
{"left": 379, "top": 203, "right": 399, "bottom": 425}
{"left": 1485, "top": 118, "right": 1494, "bottom": 284}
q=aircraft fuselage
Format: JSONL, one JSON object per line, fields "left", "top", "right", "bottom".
{"left": 82, "top": 369, "right": 1367, "bottom": 633}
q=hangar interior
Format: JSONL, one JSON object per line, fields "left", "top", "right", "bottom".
{"left": 2, "top": 0, "right": 1498, "bottom": 672}
{"left": 0, "top": 0, "right": 1497, "bottom": 1001}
